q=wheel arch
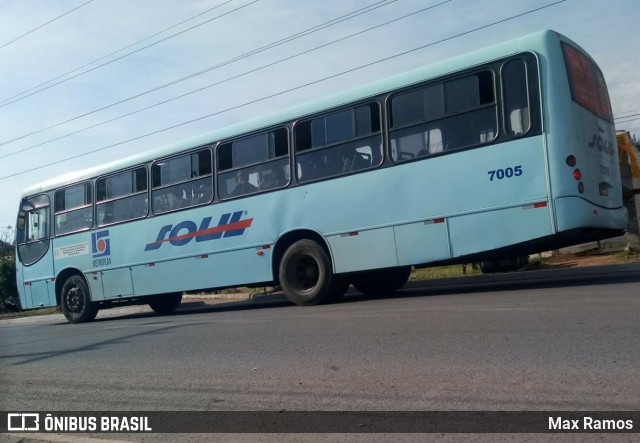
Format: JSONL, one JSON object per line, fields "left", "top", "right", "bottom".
{"left": 55, "top": 267, "right": 89, "bottom": 306}
{"left": 271, "top": 228, "right": 333, "bottom": 285}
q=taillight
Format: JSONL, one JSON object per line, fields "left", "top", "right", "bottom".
{"left": 566, "top": 155, "right": 583, "bottom": 193}
{"left": 573, "top": 169, "right": 582, "bottom": 180}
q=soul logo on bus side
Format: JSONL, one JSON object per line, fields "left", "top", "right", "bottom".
{"left": 144, "top": 211, "right": 253, "bottom": 251}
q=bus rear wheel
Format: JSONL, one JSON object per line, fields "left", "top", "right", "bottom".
{"left": 351, "top": 266, "right": 412, "bottom": 297}
{"left": 279, "top": 239, "right": 342, "bottom": 306}
{"left": 61, "top": 275, "right": 99, "bottom": 324}
{"left": 325, "top": 275, "right": 350, "bottom": 303}
{"left": 149, "top": 292, "right": 182, "bottom": 315}
{"left": 480, "top": 256, "right": 529, "bottom": 273}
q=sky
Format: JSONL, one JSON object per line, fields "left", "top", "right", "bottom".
{"left": 0, "top": 0, "right": 638, "bottom": 234}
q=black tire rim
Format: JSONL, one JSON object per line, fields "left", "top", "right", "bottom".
{"left": 65, "top": 284, "right": 84, "bottom": 313}
{"left": 290, "top": 255, "right": 319, "bottom": 291}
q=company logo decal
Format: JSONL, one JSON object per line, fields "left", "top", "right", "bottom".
{"left": 91, "top": 230, "right": 112, "bottom": 267}
{"left": 587, "top": 134, "right": 615, "bottom": 157}
{"left": 144, "top": 211, "right": 253, "bottom": 251}
{"left": 92, "top": 230, "right": 111, "bottom": 257}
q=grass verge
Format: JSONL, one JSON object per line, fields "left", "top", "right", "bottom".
{"left": 0, "top": 306, "right": 59, "bottom": 320}
{"left": 410, "top": 264, "right": 481, "bottom": 281}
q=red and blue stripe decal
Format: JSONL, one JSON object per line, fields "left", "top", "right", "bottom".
{"left": 144, "top": 211, "right": 253, "bottom": 251}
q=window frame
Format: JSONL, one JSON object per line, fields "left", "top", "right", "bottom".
{"left": 53, "top": 182, "right": 94, "bottom": 236}
{"left": 216, "top": 126, "right": 291, "bottom": 200}
{"left": 387, "top": 68, "right": 499, "bottom": 164}
{"left": 95, "top": 165, "right": 149, "bottom": 227}
{"left": 151, "top": 146, "right": 214, "bottom": 214}
{"left": 500, "top": 57, "right": 533, "bottom": 138}
{"left": 292, "top": 100, "right": 384, "bottom": 184}
{"left": 16, "top": 194, "right": 51, "bottom": 266}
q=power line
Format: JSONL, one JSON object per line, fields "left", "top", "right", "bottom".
{"left": 0, "top": 0, "right": 236, "bottom": 103}
{"left": 0, "top": 0, "right": 261, "bottom": 108}
{"left": 614, "top": 110, "right": 638, "bottom": 117}
{"left": 0, "top": 0, "right": 419, "bottom": 160}
{"left": 0, "top": 0, "right": 398, "bottom": 150}
{"left": 0, "top": 0, "right": 94, "bottom": 51}
{"left": 616, "top": 117, "right": 640, "bottom": 125}
{"left": 615, "top": 113, "right": 640, "bottom": 121}
{"left": 0, "top": 0, "right": 567, "bottom": 182}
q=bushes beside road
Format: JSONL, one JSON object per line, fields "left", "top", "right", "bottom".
{"left": 0, "top": 257, "right": 19, "bottom": 313}
{"left": 0, "top": 226, "right": 19, "bottom": 313}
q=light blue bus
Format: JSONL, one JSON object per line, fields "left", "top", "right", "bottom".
{"left": 15, "top": 30, "right": 625, "bottom": 323}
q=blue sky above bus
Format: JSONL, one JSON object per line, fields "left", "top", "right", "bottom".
{"left": 1, "top": 0, "right": 638, "bottom": 234}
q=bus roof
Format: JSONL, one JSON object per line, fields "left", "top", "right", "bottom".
{"left": 22, "top": 29, "right": 567, "bottom": 198}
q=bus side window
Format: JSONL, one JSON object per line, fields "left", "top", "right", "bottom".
{"left": 509, "top": 109, "right": 530, "bottom": 136}
{"left": 217, "top": 129, "right": 288, "bottom": 199}
{"left": 258, "top": 163, "right": 287, "bottom": 190}
{"left": 153, "top": 149, "right": 213, "bottom": 212}
{"left": 390, "top": 70, "right": 496, "bottom": 160}
{"left": 502, "top": 59, "right": 530, "bottom": 136}
{"left": 390, "top": 126, "right": 443, "bottom": 159}
{"left": 295, "top": 102, "right": 382, "bottom": 183}
{"left": 343, "top": 146, "right": 372, "bottom": 172}
{"left": 54, "top": 183, "right": 93, "bottom": 235}
{"left": 97, "top": 167, "right": 148, "bottom": 225}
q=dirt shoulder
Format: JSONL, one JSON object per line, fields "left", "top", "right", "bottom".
{"left": 534, "top": 250, "right": 640, "bottom": 269}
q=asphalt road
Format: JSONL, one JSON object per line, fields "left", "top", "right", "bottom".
{"left": 1, "top": 271, "right": 639, "bottom": 439}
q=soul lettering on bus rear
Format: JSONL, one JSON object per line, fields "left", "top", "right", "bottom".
{"left": 144, "top": 211, "right": 253, "bottom": 251}
{"left": 588, "top": 134, "right": 615, "bottom": 157}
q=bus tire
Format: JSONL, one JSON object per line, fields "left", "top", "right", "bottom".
{"left": 479, "top": 260, "right": 499, "bottom": 274}
{"left": 480, "top": 256, "right": 528, "bottom": 273}
{"left": 351, "top": 266, "right": 412, "bottom": 297}
{"left": 325, "top": 275, "right": 350, "bottom": 303}
{"left": 279, "top": 239, "right": 337, "bottom": 306}
{"left": 149, "top": 292, "right": 182, "bottom": 315}
{"left": 61, "top": 274, "right": 99, "bottom": 324}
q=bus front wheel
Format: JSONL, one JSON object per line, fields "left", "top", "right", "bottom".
{"left": 351, "top": 266, "right": 412, "bottom": 297}
{"left": 279, "top": 239, "right": 341, "bottom": 306}
{"left": 149, "top": 293, "right": 182, "bottom": 315}
{"left": 61, "top": 275, "right": 99, "bottom": 324}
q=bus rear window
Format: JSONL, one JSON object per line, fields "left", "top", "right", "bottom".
{"left": 562, "top": 42, "right": 613, "bottom": 123}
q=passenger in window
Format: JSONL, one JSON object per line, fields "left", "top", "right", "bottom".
{"left": 318, "top": 150, "right": 341, "bottom": 177}
{"left": 272, "top": 166, "right": 286, "bottom": 186}
{"left": 232, "top": 170, "right": 257, "bottom": 196}
{"left": 341, "top": 149, "right": 355, "bottom": 172}
{"left": 193, "top": 181, "right": 211, "bottom": 204}
{"left": 259, "top": 171, "right": 276, "bottom": 190}
{"left": 166, "top": 192, "right": 181, "bottom": 210}
{"left": 298, "top": 158, "right": 315, "bottom": 181}
{"left": 261, "top": 166, "right": 286, "bottom": 189}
